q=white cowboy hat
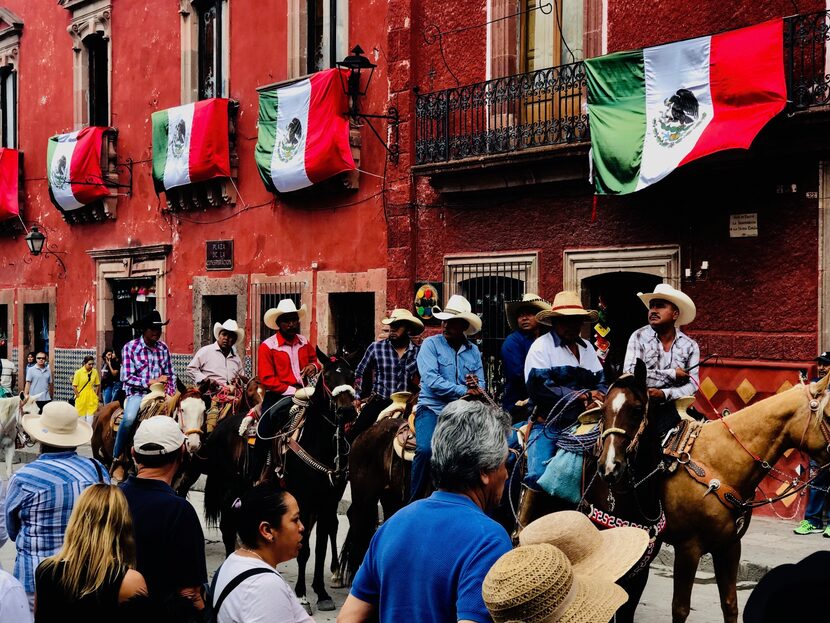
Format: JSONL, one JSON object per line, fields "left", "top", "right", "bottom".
{"left": 214, "top": 319, "right": 245, "bottom": 345}
{"left": 432, "top": 295, "right": 483, "bottom": 335}
{"left": 505, "top": 293, "right": 552, "bottom": 331}
{"left": 22, "top": 401, "right": 92, "bottom": 448}
{"left": 382, "top": 308, "right": 425, "bottom": 336}
{"left": 536, "top": 291, "right": 599, "bottom": 325}
{"left": 637, "top": 283, "right": 696, "bottom": 326}
{"left": 264, "top": 299, "right": 307, "bottom": 330}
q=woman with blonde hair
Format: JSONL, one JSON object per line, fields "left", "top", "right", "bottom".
{"left": 34, "top": 484, "right": 147, "bottom": 621}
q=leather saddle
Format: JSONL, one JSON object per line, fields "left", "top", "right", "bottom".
{"left": 110, "top": 408, "right": 124, "bottom": 433}
{"left": 393, "top": 421, "right": 416, "bottom": 461}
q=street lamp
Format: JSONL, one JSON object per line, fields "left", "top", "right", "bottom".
{"left": 24, "top": 225, "right": 66, "bottom": 276}
{"left": 335, "top": 45, "right": 399, "bottom": 163}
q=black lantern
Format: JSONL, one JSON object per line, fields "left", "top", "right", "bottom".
{"left": 25, "top": 226, "right": 46, "bottom": 256}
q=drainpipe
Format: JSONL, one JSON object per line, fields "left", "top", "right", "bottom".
{"left": 311, "top": 261, "right": 319, "bottom": 346}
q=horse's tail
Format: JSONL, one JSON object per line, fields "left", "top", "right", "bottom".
{"left": 203, "top": 412, "right": 246, "bottom": 526}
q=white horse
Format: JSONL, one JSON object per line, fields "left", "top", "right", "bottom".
{"left": 0, "top": 394, "right": 42, "bottom": 478}
{"left": 177, "top": 394, "right": 206, "bottom": 455}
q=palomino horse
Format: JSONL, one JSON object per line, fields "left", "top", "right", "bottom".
{"left": 203, "top": 349, "right": 357, "bottom": 614}
{"left": 0, "top": 393, "right": 41, "bottom": 477}
{"left": 597, "top": 361, "right": 830, "bottom": 622}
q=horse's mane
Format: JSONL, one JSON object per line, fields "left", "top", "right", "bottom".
{"left": 0, "top": 396, "right": 18, "bottom": 426}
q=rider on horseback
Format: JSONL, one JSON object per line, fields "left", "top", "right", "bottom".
{"left": 249, "top": 299, "right": 321, "bottom": 480}
{"left": 187, "top": 318, "right": 245, "bottom": 422}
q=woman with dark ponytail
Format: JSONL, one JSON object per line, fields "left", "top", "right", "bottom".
{"left": 211, "top": 482, "right": 312, "bottom": 622}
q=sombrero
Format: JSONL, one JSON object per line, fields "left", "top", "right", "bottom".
{"left": 637, "top": 283, "right": 696, "bottom": 326}
{"left": 22, "top": 401, "right": 92, "bottom": 448}
{"left": 381, "top": 309, "right": 424, "bottom": 336}
{"left": 264, "top": 299, "right": 306, "bottom": 330}
{"left": 214, "top": 319, "right": 245, "bottom": 345}
{"left": 432, "top": 295, "right": 482, "bottom": 335}
{"left": 505, "top": 293, "right": 552, "bottom": 331}
{"left": 536, "top": 291, "right": 599, "bottom": 326}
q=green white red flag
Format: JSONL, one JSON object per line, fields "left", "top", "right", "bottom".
{"left": 152, "top": 98, "right": 232, "bottom": 193}
{"left": 255, "top": 68, "right": 355, "bottom": 193}
{"left": 586, "top": 19, "right": 786, "bottom": 194}
{"left": 47, "top": 127, "right": 110, "bottom": 211}
{"left": 0, "top": 148, "right": 18, "bottom": 221}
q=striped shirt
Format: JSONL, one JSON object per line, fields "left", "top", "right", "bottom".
{"left": 354, "top": 339, "right": 419, "bottom": 400}
{"left": 623, "top": 326, "right": 700, "bottom": 401}
{"left": 121, "top": 337, "right": 176, "bottom": 397}
{"left": 5, "top": 452, "right": 108, "bottom": 593}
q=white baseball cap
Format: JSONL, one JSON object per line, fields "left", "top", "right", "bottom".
{"left": 133, "top": 417, "right": 185, "bottom": 455}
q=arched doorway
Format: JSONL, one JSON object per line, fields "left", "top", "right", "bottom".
{"left": 581, "top": 272, "right": 662, "bottom": 378}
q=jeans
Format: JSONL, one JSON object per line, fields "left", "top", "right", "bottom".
{"left": 410, "top": 405, "right": 440, "bottom": 501}
{"left": 805, "top": 459, "right": 830, "bottom": 526}
{"left": 102, "top": 382, "right": 122, "bottom": 405}
{"left": 113, "top": 394, "right": 142, "bottom": 458}
{"left": 524, "top": 423, "right": 561, "bottom": 490}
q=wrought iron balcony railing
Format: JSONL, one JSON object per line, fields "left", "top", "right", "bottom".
{"left": 415, "top": 10, "right": 830, "bottom": 167}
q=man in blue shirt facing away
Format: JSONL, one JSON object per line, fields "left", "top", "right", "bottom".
{"left": 412, "top": 295, "right": 484, "bottom": 500}
{"left": 338, "top": 401, "right": 512, "bottom": 623}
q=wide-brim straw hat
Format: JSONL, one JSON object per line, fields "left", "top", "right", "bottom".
{"left": 482, "top": 544, "right": 628, "bottom": 623}
{"left": 382, "top": 308, "right": 424, "bottom": 335}
{"left": 536, "top": 291, "right": 598, "bottom": 326}
{"left": 22, "top": 401, "right": 92, "bottom": 448}
{"left": 264, "top": 299, "right": 307, "bottom": 330}
{"left": 637, "top": 283, "right": 696, "bottom": 326}
{"left": 519, "top": 511, "right": 650, "bottom": 582}
{"left": 432, "top": 294, "right": 482, "bottom": 335}
{"left": 214, "top": 319, "right": 245, "bottom": 345}
{"left": 505, "top": 293, "right": 552, "bottom": 331}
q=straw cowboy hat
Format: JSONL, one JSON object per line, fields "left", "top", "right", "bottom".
{"left": 432, "top": 294, "right": 482, "bottom": 335}
{"left": 264, "top": 299, "right": 307, "bottom": 330}
{"left": 382, "top": 309, "right": 424, "bottom": 336}
{"left": 536, "top": 291, "right": 599, "bottom": 326}
{"left": 214, "top": 319, "right": 245, "bottom": 345}
{"left": 482, "top": 543, "right": 628, "bottom": 623}
{"left": 131, "top": 309, "right": 169, "bottom": 331}
{"left": 637, "top": 283, "right": 696, "bottom": 326}
{"left": 519, "top": 510, "right": 650, "bottom": 582}
{"left": 22, "top": 401, "right": 92, "bottom": 448}
{"left": 505, "top": 293, "right": 552, "bottom": 331}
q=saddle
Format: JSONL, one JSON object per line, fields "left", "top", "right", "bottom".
{"left": 393, "top": 421, "right": 416, "bottom": 461}
{"left": 110, "top": 408, "right": 124, "bottom": 433}
{"left": 206, "top": 401, "right": 233, "bottom": 434}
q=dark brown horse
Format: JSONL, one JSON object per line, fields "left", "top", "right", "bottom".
{"left": 597, "top": 362, "right": 830, "bottom": 622}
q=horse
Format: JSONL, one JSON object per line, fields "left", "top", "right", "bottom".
{"left": 0, "top": 393, "right": 41, "bottom": 477}
{"left": 203, "top": 348, "right": 357, "bottom": 614}
{"left": 596, "top": 361, "right": 830, "bottom": 622}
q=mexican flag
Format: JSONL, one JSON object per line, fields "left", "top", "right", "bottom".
{"left": 0, "top": 148, "right": 18, "bottom": 221}
{"left": 47, "top": 127, "right": 110, "bottom": 211}
{"left": 256, "top": 68, "right": 355, "bottom": 193}
{"left": 152, "top": 98, "right": 231, "bottom": 193}
{"left": 586, "top": 19, "right": 786, "bottom": 194}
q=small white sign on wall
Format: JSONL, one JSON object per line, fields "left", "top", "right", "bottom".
{"left": 729, "top": 213, "right": 758, "bottom": 238}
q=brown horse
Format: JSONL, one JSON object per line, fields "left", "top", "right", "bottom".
{"left": 597, "top": 363, "right": 830, "bottom": 622}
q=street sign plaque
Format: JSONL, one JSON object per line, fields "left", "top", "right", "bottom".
{"left": 206, "top": 240, "right": 234, "bottom": 270}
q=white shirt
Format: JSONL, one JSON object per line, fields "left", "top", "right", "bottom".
{"left": 213, "top": 552, "right": 313, "bottom": 623}
{"left": 0, "top": 570, "right": 31, "bottom": 623}
{"left": 524, "top": 332, "right": 604, "bottom": 381}
{"left": 0, "top": 359, "right": 13, "bottom": 392}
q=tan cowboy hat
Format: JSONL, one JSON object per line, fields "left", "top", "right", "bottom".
{"left": 382, "top": 308, "right": 424, "bottom": 336}
{"left": 482, "top": 543, "right": 628, "bottom": 623}
{"left": 214, "top": 319, "right": 245, "bottom": 345}
{"left": 22, "top": 401, "right": 92, "bottom": 448}
{"left": 536, "top": 291, "right": 599, "bottom": 325}
{"left": 432, "top": 294, "right": 482, "bottom": 335}
{"left": 264, "top": 299, "right": 307, "bottom": 330}
{"left": 637, "top": 283, "right": 696, "bottom": 326}
{"left": 505, "top": 293, "right": 552, "bottom": 331}
{"left": 519, "top": 510, "right": 650, "bottom": 582}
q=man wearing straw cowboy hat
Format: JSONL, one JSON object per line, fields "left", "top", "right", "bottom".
{"left": 352, "top": 308, "right": 423, "bottom": 439}
{"left": 501, "top": 293, "right": 551, "bottom": 417}
{"left": 411, "top": 294, "right": 485, "bottom": 501}
{"left": 6, "top": 402, "right": 108, "bottom": 609}
{"left": 623, "top": 283, "right": 699, "bottom": 436}
{"left": 186, "top": 319, "right": 245, "bottom": 388}
{"left": 250, "top": 299, "right": 322, "bottom": 479}
{"left": 522, "top": 291, "right": 607, "bottom": 495}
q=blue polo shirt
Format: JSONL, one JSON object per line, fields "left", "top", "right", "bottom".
{"left": 350, "top": 490, "right": 511, "bottom": 622}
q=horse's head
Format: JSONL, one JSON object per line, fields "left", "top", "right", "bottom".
{"left": 314, "top": 347, "right": 358, "bottom": 417}
{"left": 598, "top": 359, "right": 649, "bottom": 486}
{"left": 20, "top": 392, "right": 41, "bottom": 416}
{"left": 801, "top": 372, "right": 830, "bottom": 465}
{"left": 177, "top": 390, "right": 206, "bottom": 454}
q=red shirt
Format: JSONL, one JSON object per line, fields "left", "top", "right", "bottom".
{"left": 258, "top": 332, "right": 321, "bottom": 395}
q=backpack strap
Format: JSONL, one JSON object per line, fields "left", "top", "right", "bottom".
{"left": 90, "top": 459, "right": 104, "bottom": 484}
{"left": 212, "top": 567, "right": 277, "bottom": 622}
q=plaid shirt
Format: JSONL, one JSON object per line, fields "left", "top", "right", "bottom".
{"left": 355, "top": 339, "right": 419, "bottom": 400}
{"left": 5, "top": 452, "right": 109, "bottom": 593}
{"left": 121, "top": 336, "right": 176, "bottom": 397}
{"left": 623, "top": 325, "right": 700, "bottom": 401}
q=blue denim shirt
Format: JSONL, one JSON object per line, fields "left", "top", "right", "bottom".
{"left": 416, "top": 334, "right": 485, "bottom": 413}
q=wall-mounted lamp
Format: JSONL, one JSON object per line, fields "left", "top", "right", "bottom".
{"left": 336, "top": 45, "right": 400, "bottom": 163}
{"left": 685, "top": 260, "right": 709, "bottom": 283}
{"left": 25, "top": 226, "right": 67, "bottom": 277}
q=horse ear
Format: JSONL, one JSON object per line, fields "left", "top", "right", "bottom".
{"left": 343, "top": 347, "right": 365, "bottom": 369}
{"left": 316, "top": 346, "right": 329, "bottom": 364}
{"left": 634, "top": 358, "right": 647, "bottom": 388}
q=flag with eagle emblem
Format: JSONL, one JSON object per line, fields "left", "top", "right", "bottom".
{"left": 586, "top": 19, "right": 786, "bottom": 194}
{"left": 47, "top": 127, "right": 111, "bottom": 211}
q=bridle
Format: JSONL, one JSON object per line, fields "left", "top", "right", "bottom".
{"left": 173, "top": 390, "right": 207, "bottom": 439}
{"left": 597, "top": 387, "right": 649, "bottom": 458}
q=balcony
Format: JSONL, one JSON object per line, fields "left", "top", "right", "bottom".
{"left": 414, "top": 10, "right": 830, "bottom": 188}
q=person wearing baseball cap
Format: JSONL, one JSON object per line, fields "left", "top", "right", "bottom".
{"left": 120, "top": 417, "right": 207, "bottom": 617}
